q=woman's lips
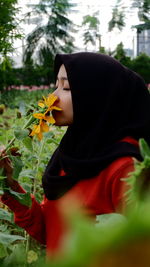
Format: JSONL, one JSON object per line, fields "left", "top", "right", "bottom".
{"left": 52, "top": 109, "right": 61, "bottom": 117}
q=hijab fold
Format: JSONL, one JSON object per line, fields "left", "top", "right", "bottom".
{"left": 42, "top": 52, "right": 150, "bottom": 200}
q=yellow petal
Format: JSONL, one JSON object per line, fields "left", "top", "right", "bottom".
{"left": 43, "top": 96, "right": 47, "bottom": 104}
{"left": 29, "top": 129, "right": 35, "bottom": 136}
{"left": 37, "top": 132, "right": 43, "bottom": 141}
{"left": 33, "top": 113, "right": 45, "bottom": 119}
{"left": 34, "top": 124, "right": 41, "bottom": 133}
{"left": 29, "top": 124, "right": 38, "bottom": 136}
{"left": 49, "top": 106, "right": 62, "bottom": 111}
{"left": 46, "top": 94, "right": 58, "bottom": 107}
{"left": 41, "top": 121, "right": 49, "bottom": 132}
{"left": 29, "top": 125, "right": 38, "bottom": 136}
{"left": 45, "top": 116, "right": 56, "bottom": 124}
{"left": 38, "top": 101, "right": 45, "bottom": 108}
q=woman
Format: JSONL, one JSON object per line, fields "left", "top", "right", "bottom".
{"left": 1, "top": 52, "right": 150, "bottom": 257}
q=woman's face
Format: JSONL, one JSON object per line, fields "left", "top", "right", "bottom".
{"left": 52, "top": 64, "right": 73, "bottom": 126}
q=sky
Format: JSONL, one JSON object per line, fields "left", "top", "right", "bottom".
{"left": 70, "top": 0, "right": 139, "bottom": 51}
{"left": 12, "top": 0, "right": 140, "bottom": 66}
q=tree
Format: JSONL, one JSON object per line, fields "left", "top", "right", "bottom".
{"left": 114, "top": 42, "right": 126, "bottom": 60}
{"left": 131, "top": 53, "right": 150, "bottom": 83}
{"left": 82, "top": 12, "right": 100, "bottom": 50}
{"left": 23, "top": 0, "right": 76, "bottom": 64}
{"left": 38, "top": 46, "right": 54, "bottom": 84}
{"left": 0, "top": 0, "right": 21, "bottom": 56}
{"left": 108, "top": 0, "right": 150, "bottom": 33}
{"left": 132, "top": 0, "right": 150, "bottom": 22}
{"left": 0, "top": 0, "right": 22, "bottom": 91}
{"left": 99, "top": 47, "right": 107, "bottom": 55}
{"left": 0, "top": 56, "right": 15, "bottom": 90}
{"left": 132, "top": 0, "right": 150, "bottom": 39}
{"left": 108, "top": 0, "right": 125, "bottom": 32}
{"left": 114, "top": 42, "right": 132, "bottom": 67}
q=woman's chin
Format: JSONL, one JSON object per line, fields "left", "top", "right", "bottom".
{"left": 52, "top": 111, "right": 64, "bottom": 126}
{"left": 54, "top": 119, "right": 68, "bottom": 127}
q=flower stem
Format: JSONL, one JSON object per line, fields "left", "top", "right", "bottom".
{"left": 33, "top": 138, "right": 45, "bottom": 196}
{"left": 22, "top": 115, "right": 36, "bottom": 129}
{"left": 5, "top": 137, "right": 16, "bottom": 153}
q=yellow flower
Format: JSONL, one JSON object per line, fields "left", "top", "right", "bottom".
{"left": 33, "top": 113, "right": 56, "bottom": 124}
{"left": 38, "top": 94, "right": 62, "bottom": 113}
{"left": 30, "top": 120, "right": 49, "bottom": 140}
{"left": 30, "top": 94, "right": 62, "bottom": 140}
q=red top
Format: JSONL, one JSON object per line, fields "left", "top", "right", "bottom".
{"left": 1, "top": 137, "right": 138, "bottom": 258}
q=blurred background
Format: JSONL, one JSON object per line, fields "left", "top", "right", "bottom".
{"left": 0, "top": 0, "right": 150, "bottom": 93}
{"left": 1, "top": 1, "right": 150, "bottom": 266}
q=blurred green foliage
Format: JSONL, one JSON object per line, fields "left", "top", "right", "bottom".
{"left": 0, "top": 94, "right": 65, "bottom": 266}
{"left": 0, "top": 48, "right": 150, "bottom": 92}
{"left": 114, "top": 43, "right": 150, "bottom": 84}
{"left": 131, "top": 53, "right": 150, "bottom": 84}
{"left": 0, "top": 0, "right": 21, "bottom": 56}
{"left": 0, "top": 89, "right": 54, "bottom": 108}
{"left": 0, "top": 59, "right": 55, "bottom": 91}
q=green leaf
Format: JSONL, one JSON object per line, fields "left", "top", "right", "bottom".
{"left": 0, "top": 179, "right": 9, "bottom": 194}
{"left": 9, "top": 190, "right": 32, "bottom": 208}
{"left": 0, "top": 225, "right": 8, "bottom": 232}
{"left": 0, "top": 243, "right": 7, "bottom": 259}
{"left": 0, "top": 208, "right": 12, "bottom": 223}
{"left": 14, "top": 129, "right": 29, "bottom": 140}
{"left": 10, "top": 156, "right": 23, "bottom": 180}
{"left": 19, "top": 169, "right": 35, "bottom": 179}
{"left": 21, "top": 183, "right": 31, "bottom": 193}
{"left": 22, "top": 136, "right": 33, "bottom": 151}
{"left": 0, "top": 233, "right": 25, "bottom": 246}
{"left": 139, "top": 138, "right": 150, "bottom": 159}
{"left": 3, "top": 244, "right": 26, "bottom": 265}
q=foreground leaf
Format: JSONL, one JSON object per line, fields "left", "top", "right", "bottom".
{"left": 10, "top": 156, "right": 23, "bottom": 180}
{"left": 22, "top": 136, "right": 33, "bottom": 151}
{"left": 139, "top": 138, "right": 150, "bottom": 159}
{"left": 0, "top": 233, "right": 25, "bottom": 246}
{"left": 14, "top": 129, "right": 29, "bottom": 140}
{"left": 0, "top": 208, "right": 12, "bottom": 223}
{"left": 0, "top": 243, "right": 7, "bottom": 259}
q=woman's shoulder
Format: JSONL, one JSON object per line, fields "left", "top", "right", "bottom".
{"left": 110, "top": 156, "right": 135, "bottom": 168}
{"left": 105, "top": 135, "right": 139, "bottom": 178}
{"left": 101, "top": 156, "right": 136, "bottom": 189}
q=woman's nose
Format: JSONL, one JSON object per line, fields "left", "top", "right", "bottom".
{"left": 53, "top": 87, "right": 58, "bottom": 96}
{"left": 53, "top": 88, "right": 60, "bottom": 101}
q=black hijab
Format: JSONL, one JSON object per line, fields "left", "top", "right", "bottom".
{"left": 42, "top": 52, "right": 150, "bottom": 200}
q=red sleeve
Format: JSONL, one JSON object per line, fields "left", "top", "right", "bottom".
{"left": 0, "top": 183, "right": 46, "bottom": 245}
{"left": 111, "top": 158, "right": 135, "bottom": 212}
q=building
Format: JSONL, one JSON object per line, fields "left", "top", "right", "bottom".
{"left": 134, "top": 23, "right": 150, "bottom": 56}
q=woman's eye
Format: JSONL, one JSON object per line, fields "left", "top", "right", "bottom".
{"left": 63, "top": 88, "right": 70, "bottom": 91}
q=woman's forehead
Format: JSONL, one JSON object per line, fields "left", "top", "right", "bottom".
{"left": 57, "top": 64, "right": 67, "bottom": 78}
